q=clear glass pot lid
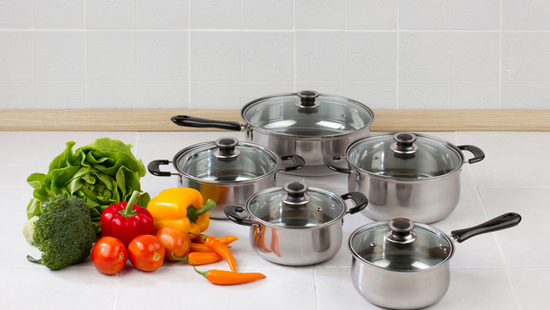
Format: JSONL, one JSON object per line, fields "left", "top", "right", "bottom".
{"left": 241, "top": 90, "right": 374, "bottom": 137}
{"left": 349, "top": 218, "right": 454, "bottom": 271}
{"left": 174, "top": 137, "right": 279, "bottom": 183}
{"left": 246, "top": 181, "right": 346, "bottom": 228}
{"left": 346, "top": 132, "right": 463, "bottom": 179}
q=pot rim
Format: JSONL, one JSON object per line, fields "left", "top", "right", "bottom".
{"left": 240, "top": 92, "right": 375, "bottom": 140}
{"left": 244, "top": 186, "right": 348, "bottom": 230}
{"left": 348, "top": 221, "right": 456, "bottom": 273}
{"left": 171, "top": 140, "right": 282, "bottom": 185}
{"left": 344, "top": 132, "right": 466, "bottom": 181}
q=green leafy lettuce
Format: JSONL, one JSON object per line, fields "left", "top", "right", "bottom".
{"left": 26, "top": 137, "right": 150, "bottom": 235}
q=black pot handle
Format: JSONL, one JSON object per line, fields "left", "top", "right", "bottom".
{"left": 341, "top": 192, "right": 368, "bottom": 215}
{"left": 280, "top": 155, "right": 306, "bottom": 172}
{"left": 224, "top": 205, "right": 254, "bottom": 226}
{"left": 458, "top": 145, "right": 485, "bottom": 164}
{"left": 450, "top": 212, "right": 522, "bottom": 243}
{"left": 323, "top": 155, "right": 352, "bottom": 174}
{"left": 171, "top": 115, "right": 243, "bottom": 132}
{"left": 147, "top": 159, "right": 172, "bottom": 177}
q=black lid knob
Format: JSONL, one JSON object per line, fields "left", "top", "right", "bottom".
{"left": 391, "top": 132, "right": 419, "bottom": 154}
{"left": 297, "top": 90, "right": 320, "bottom": 107}
{"left": 386, "top": 218, "right": 417, "bottom": 244}
{"left": 282, "top": 181, "right": 310, "bottom": 205}
{"left": 214, "top": 137, "right": 240, "bottom": 158}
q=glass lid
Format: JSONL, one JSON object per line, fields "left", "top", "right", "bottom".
{"left": 346, "top": 132, "right": 463, "bottom": 179}
{"left": 349, "top": 218, "right": 454, "bottom": 271}
{"left": 246, "top": 181, "right": 346, "bottom": 228}
{"left": 175, "top": 137, "right": 279, "bottom": 183}
{"left": 242, "top": 90, "right": 374, "bottom": 137}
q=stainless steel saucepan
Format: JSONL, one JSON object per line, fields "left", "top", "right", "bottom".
{"left": 224, "top": 181, "right": 368, "bottom": 266}
{"left": 324, "top": 132, "right": 485, "bottom": 223}
{"left": 349, "top": 213, "right": 522, "bottom": 309}
{"left": 171, "top": 90, "right": 374, "bottom": 176}
{"left": 148, "top": 137, "right": 304, "bottom": 219}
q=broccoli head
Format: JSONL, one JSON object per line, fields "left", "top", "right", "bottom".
{"left": 26, "top": 195, "right": 95, "bottom": 270}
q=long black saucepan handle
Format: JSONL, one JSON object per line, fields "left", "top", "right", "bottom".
{"left": 171, "top": 115, "right": 243, "bottom": 131}
{"left": 450, "top": 212, "right": 522, "bottom": 243}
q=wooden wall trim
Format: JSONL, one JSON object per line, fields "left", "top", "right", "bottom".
{"left": 1, "top": 109, "right": 548, "bottom": 132}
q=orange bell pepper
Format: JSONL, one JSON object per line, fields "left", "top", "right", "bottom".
{"left": 147, "top": 188, "right": 216, "bottom": 237}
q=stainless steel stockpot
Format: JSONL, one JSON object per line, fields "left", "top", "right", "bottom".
{"left": 171, "top": 90, "right": 374, "bottom": 176}
{"left": 224, "top": 181, "right": 368, "bottom": 266}
{"left": 147, "top": 137, "right": 304, "bottom": 219}
{"left": 324, "top": 132, "right": 485, "bottom": 223}
{"left": 349, "top": 213, "right": 522, "bottom": 309}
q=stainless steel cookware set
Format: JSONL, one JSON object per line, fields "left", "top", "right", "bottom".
{"left": 148, "top": 90, "right": 521, "bottom": 309}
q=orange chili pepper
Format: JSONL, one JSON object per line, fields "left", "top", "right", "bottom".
{"left": 190, "top": 242, "right": 231, "bottom": 253}
{"left": 271, "top": 229, "right": 280, "bottom": 257}
{"left": 193, "top": 264, "right": 266, "bottom": 285}
{"left": 191, "top": 233, "right": 237, "bottom": 272}
{"left": 194, "top": 234, "right": 239, "bottom": 245}
{"left": 254, "top": 225, "right": 271, "bottom": 253}
{"left": 171, "top": 252, "right": 222, "bottom": 265}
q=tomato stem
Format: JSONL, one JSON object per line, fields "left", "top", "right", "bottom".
{"left": 171, "top": 253, "right": 188, "bottom": 261}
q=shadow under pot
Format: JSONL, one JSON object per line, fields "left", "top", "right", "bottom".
{"left": 224, "top": 181, "right": 368, "bottom": 266}
{"left": 348, "top": 213, "right": 522, "bottom": 309}
{"left": 148, "top": 137, "right": 305, "bottom": 220}
{"left": 324, "top": 132, "right": 485, "bottom": 223}
{"left": 171, "top": 90, "right": 374, "bottom": 176}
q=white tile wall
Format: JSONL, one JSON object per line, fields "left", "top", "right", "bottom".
{"left": 0, "top": 0, "right": 549, "bottom": 110}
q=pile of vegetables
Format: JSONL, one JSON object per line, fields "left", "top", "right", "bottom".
{"left": 25, "top": 138, "right": 150, "bottom": 236}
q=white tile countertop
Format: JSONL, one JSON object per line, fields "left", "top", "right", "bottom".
{"left": 1, "top": 130, "right": 548, "bottom": 310}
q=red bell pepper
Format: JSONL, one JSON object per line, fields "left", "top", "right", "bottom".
{"left": 100, "top": 190, "right": 155, "bottom": 247}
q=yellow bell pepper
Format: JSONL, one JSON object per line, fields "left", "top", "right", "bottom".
{"left": 147, "top": 188, "right": 216, "bottom": 238}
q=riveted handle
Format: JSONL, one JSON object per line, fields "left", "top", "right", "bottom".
{"left": 147, "top": 159, "right": 172, "bottom": 177}
{"left": 280, "top": 154, "right": 305, "bottom": 172}
{"left": 323, "top": 155, "right": 352, "bottom": 174}
{"left": 224, "top": 205, "right": 254, "bottom": 226}
{"left": 341, "top": 192, "right": 368, "bottom": 215}
{"left": 450, "top": 212, "right": 522, "bottom": 243}
{"left": 458, "top": 145, "right": 485, "bottom": 164}
{"left": 171, "top": 115, "right": 242, "bottom": 131}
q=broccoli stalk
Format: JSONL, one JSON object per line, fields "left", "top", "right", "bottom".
{"left": 26, "top": 195, "right": 95, "bottom": 270}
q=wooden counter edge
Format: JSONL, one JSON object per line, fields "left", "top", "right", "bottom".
{"left": 1, "top": 109, "right": 548, "bottom": 132}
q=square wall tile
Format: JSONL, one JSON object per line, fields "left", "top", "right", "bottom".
{"left": 34, "top": 81, "right": 86, "bottom": 109}
{"left": 33, "top": 0, "right": 85, "bottom": 29}
{"left": 399, "top": 32, "right": 450, "bottom": 81}
{"left": 138, "top": 31, "right": 188, "bottom": 81}
{"left": 242, "top": 0, "right": 294, "bottom": 29}
{"left": 502, "top": 0, "right": 550, "bottom": 30}
{"left": 86, "top": 31, "right": 137, "bottom": 80}
{"left": 137, "top": 81, "right": 188, "bottom": 109}
{"left": 346, "top": 33, "right": 397, "bottom": 81}
{"left": 34, "top": 31, "right": 85, "bottom": 81}
{"left": 190, "top": 32, "right": 241, "bottom": 81}
{"left": 296, "top": 32, "right": 345, "bottom": 81}
{"left": 346, "top": 82, "right": 397, "bottom": 110}
{"left": 86, "top": 0, "right": 137, "bottom": 29}
{"left": 189, "top": 82, "right": 241, "bottom": 109}
{"left": 190, "top": 0, "right": 241, "bottom": 29}
{"left": 450, "top": 32, "right": 500, "bottom": 81}
{"left": 501, "top": 81, "right": 549, "bottom": 109}
{"left": 0, "top": 82, "right": 33, "bottom": 109}
{"left": 399, "top": 0, "right": 451, "bottom": 30}
{"left": 242, "top": 32, "right": 293, "bottom": 82}
{"left": 0, "top": 0, "right": 32, "bottom": 29}
{"left": 295, "top": 0, "right": 346, "bottom": 29}
{"left": 399, "top": 82, "right": 448, "bottom": 109}
{"left": 241, "top": 82, "right": 293, "bottom": 103}
{"left": 449, "top": 82, "right": 500, "bottom": 109}
{"left": 0, "top": 32, "right": 33, "bottom": 80}
{"left": 346, "top": 0, "right": 397, "bottom": 30}
{"left": 502, "top": 32, "right": 550, "bottom": 81}
{"left": 138, "top": 0, "right": 189, "bottom": 29}
{"left": 86, "top": 80, "right": 137, "bottom": 109}
{"left": 450, "top": 0, "right": 500, "bottom": 30}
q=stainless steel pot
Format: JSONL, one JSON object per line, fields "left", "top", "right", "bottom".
{"left": 349, "top": 213, "right": 522, "bottom": 309}
{"left": 224, "top": 181, "right": 368, "bottom": 266}
{"left": 324, "top": 132, "right": 485, "bottom": 223}
{"left": 171, "top": 90, "right": 374, "bottom": 176}
{"left": 148, "top": 137, "right": 304, "bottom": 219}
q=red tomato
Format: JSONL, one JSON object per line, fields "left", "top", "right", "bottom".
{"left": 91, "top": 237, "right": 128, "bottom": 275}
{"left": 155, "top": 227, "right": 191, "bottom": 262}
{"left": 127, "top": 235, "right": 165, "bottom": 271}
